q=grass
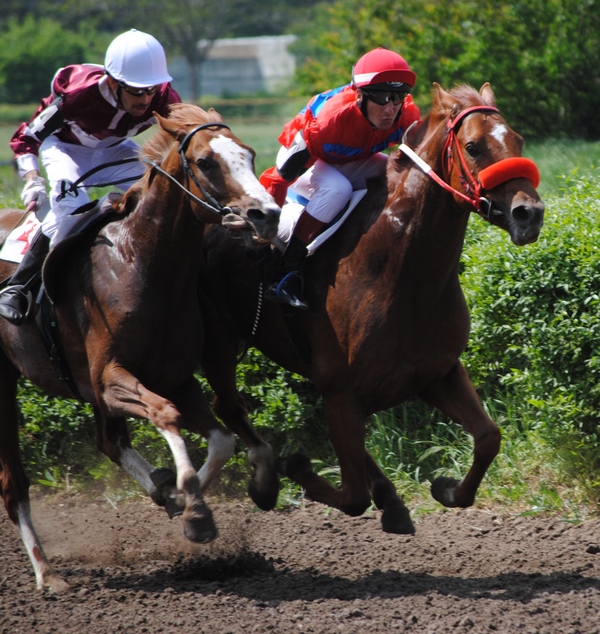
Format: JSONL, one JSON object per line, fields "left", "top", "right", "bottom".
{"left": 524, "top": 138, "right": 600, "bottom": 196}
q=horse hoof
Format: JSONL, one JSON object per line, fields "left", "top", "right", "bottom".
{"left": 149, "top": 467, "right": 185, "bottom": 517}
{"left": 183, "top": 506, "right": 217, "bottom": 544}
{"left": 381, "top": 505, "right": 416, "bottom": 535}
{"left": 248, "top": 475, "right": 280, "bottom": 511}
{"left": 431, "top": 476, "right": 461, "bottom": 507}
{"left": 44, "top": 574, "right": 70, "bottom": 594}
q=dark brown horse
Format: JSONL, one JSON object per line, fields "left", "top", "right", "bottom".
{"left": 0, "top": 103, "right": 280, "bottom": 591}
{"left": 198, "top": 83, "right": 545, "bottom": 533}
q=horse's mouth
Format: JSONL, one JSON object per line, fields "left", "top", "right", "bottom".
{"left": 222, "top": 215, "right": 251, "bottom": 231}
{"left": 222, "top": 215, "right": 274, "bottom": 246}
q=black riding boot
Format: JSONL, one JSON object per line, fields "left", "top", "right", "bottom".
{"left": 265, "top": 234, "right": 309, "bottom": 310}
{"left": 0, "top": 229, "right": 50, "bottom": 325}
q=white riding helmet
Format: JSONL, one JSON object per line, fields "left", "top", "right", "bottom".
{"left": 105, "top": 29, "right": 172, "bottom": 87}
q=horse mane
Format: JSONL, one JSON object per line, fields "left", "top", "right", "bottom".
{"left": 140, "top": 103, "right": 224, "bottom": 165}
{"left": 445, "top": 83, "right": 486, "bottom": 108}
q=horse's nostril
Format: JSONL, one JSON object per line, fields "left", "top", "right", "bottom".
{"left": 248, "top": 208, "right": 267, "bottom": 221}
{"left": 512, "top": 205, "right": 531, "bottom": 224}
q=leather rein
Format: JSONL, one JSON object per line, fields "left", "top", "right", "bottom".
{"left": 399, "top": 105, "right": 540, "bottom": 221}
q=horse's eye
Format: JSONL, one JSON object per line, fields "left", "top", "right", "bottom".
{"left": 196, "top": 158, "right": 213, "bottom": 172}
{"left": 465, "top": 142, "right": 481, "bottom": 159}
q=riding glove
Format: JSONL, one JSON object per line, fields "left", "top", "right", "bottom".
{"left": 21, "top": 176, "right": 47, "bottom": 211}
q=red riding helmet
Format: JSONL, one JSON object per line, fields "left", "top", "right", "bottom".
{"left": 352, "top": 48, "right": 416, "bottom": 92}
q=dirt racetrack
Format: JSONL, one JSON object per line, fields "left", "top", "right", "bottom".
{"left": 1, "top": 492, "right": 599, "bottom": 634}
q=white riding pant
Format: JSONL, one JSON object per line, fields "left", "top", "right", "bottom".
{"left": 280, "top": 150, "right": 389, "bottom": 223}
{"left": 39, "top": 136, "right": 145, "bottom": 244}
{"left": 277, "top": 147, "right": 388, "bottom": 243}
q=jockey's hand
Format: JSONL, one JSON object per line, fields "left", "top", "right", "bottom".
{"left": 21, "top": 175, "right": 47, "bottom": 212}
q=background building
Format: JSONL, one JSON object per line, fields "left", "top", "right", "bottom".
{"left": 170, "top": 35, "right": 297, "bottom": 99}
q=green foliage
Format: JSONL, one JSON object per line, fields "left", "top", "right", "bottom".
{"left": 0, "top": 17, "right": 97, "bottom": 104}
{"left": 291, "top": 0, "right": 600, "bottom": 140}
{"left": 225, "top": 349, "right": 329, "bottom": 460}
{"left": 17, "top": 382, "right": 98, "bottom": 486}
{"left": 461, "top": 168, "right": 600, "bottom": 503}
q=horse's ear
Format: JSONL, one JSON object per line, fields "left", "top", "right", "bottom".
{"left": 479, "top": 82, "right": 497, "bottom": 107}
{"left": 154, "top": 111, "right": 186, "bottom": 141}
{"left": 402, "top": 120, "right": 422, "bottom": 147}
{"left": 154, "top": 111, "right": 169, "bottom": 129}
{"left": 432, "top": 82, "right": 456, "bottom": 117}
{"left": 207, "top": 107, "right": 224, "bottom": 123}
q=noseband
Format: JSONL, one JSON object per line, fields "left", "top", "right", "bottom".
{"left": 143, "top": 122, "right": 234, "bottom": 218}
{"left": 400, "top": 105, "right": 540, "bottom": 220}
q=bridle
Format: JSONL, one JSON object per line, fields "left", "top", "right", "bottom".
{"left": 399, "top": 105, "right": 540, "bottom": 221}
{"left": 441, "top": 105, "right": 500, "bottom": 218}
{"left": 142, "top": 122, "right": 234, "bottom": 218}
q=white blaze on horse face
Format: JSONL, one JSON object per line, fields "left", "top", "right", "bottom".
{"left": 210, "top": 135, "right": 277, "bottom": 206}
{"left": 490, "top": 123, "right": 509, "bottom": 147}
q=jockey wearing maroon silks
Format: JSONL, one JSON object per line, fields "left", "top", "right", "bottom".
{"left": 0, "top": 30, "right": 180, "bottom": 325}
{"left": 260, "top": 48, "right": 421, "bottom": 310}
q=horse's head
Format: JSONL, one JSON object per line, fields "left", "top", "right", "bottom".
{"left": 404, "top": 83, "right": 544, "bottom": 246}
{"left": 145, "top": 104, "right": 280, "bottom": 246}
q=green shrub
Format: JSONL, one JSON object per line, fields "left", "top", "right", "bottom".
{"left": 461, "top": 169, "right": 600, "bottom": 502}
{"left": 17, "top": 382, "right": 98, "bottom": 486}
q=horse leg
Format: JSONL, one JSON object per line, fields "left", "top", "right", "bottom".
{"left": 93, "top": 408, "right": 184, "bottom": 518}
{"left": 419, "top": 361, "right": 501, "bottom": 508}
{"left": 278, "top": 393, "right": 372, "bottom": 517}
{"left": 168, "top": 377, "right": 236, "bottom": 493}
{"left": 202, "top": 351, "right": 279, "bottom": 511}
{"left": 364, "top": 452, "right": 415, "bottom": 534}
{"left": 0, "top": 362, "right": 68, "bottom": 592}
{"left": 99, "top": 364, "right": 217, "bottom": 543}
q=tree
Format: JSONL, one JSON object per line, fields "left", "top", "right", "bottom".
{"left": 0, "top": 17, "right": 90, "bottom": 104}
{"left": 291, "top": 0, "right": 600, "bottom": 140}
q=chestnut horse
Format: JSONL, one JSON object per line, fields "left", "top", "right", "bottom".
{"left": 197, "top": 83, "right": 545, "bottom": 533}
{"left": 0, "top": 103, "right": 280, "bottom": 591}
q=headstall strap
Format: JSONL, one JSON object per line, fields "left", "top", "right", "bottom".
{"left": 141, "top": 121, "right": 234, "bottom": 219}
{"left": 177, "top": 122, "right": 233, "bottom": 216}
{"left": 442, "top": 106, "right": 500, "bottom": 214}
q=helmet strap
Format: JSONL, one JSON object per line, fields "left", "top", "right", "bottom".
{"left": 106, "top": 74, "right": 126, "bottom": 110}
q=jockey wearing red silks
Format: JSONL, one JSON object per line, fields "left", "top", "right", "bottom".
{"left": 260, "top": 48, "right": 421, "bottom": 310}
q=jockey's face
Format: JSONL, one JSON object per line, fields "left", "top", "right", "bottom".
{"left": 357, "top": 89, "right": 404, "bottom": 130}
{"left": 107, "top": 77, "right": 155, "bottom": 117}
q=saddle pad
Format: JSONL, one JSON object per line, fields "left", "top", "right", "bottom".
{"left": 0, "top": 213, "right": 41, "bottom": 263}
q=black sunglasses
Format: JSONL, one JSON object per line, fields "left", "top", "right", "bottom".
{"left": 117, "top": 81, "right": 158, "bottom": 97}
{"left": 362, "top": 90, "right": 409, "bottom": 106}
